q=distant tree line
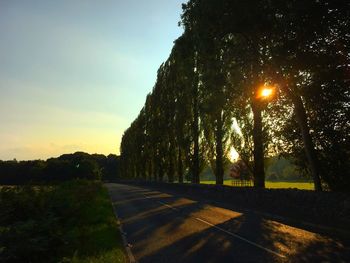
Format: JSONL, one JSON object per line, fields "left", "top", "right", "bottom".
{"left": 120, "top": 0, "right": 349, "bottom": 191}
{"left": 0, "top": 152, "right": 120, "bottom": 184}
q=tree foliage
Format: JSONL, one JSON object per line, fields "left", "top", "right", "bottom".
{"left": 0, "top": 152, "right": 120, "bottom": 184}
{"left": 120, "top": 0, "right": 350, "bottom": 191}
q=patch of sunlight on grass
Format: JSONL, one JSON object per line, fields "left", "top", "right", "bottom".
{"left": 265, "top": 181, "right": 314, "bottom": 190}
{"left": 200, "top": 180, "right": 314, "bottom": 190}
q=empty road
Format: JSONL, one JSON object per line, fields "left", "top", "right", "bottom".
{"left": 106, "top": 183, "right": 349, "bottom": 263}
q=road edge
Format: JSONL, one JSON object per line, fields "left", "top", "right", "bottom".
{"left": 106, "top": 186, "right": 137, "bottom": 263}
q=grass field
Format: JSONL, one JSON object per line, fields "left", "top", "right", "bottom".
{"left": 0, "top": 180, "right": 126, "bottom": 263}
{"left": 200, "top": 180, "right": 315, "bottom": 190}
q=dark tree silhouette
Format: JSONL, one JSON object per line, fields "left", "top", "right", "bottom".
{"left": 119, "top": 0, "right": 350, "bottom": 191}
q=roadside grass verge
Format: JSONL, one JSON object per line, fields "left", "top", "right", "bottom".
{"left": 200, "top": 180, "right": 314, "bottom": 190}
{"left": 0, "top": 180, "right": 126, "bottom": 263}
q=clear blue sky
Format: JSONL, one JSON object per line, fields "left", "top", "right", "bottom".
{"left": 0, "top": 0, "right": 185, "bottom": 160}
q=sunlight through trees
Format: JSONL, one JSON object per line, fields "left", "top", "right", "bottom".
{"left": 120, "top": 0, "right": 349, "bottom": 191}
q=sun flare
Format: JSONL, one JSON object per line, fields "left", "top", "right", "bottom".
{"left": 229, "top": 148, "right": 239, "bottom": 162}
{"left": 261, "top": 88, "right": 273, "bottom": 97}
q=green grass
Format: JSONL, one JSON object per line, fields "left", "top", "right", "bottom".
{"left": 0, "top": 180, "right": 126, "bottom": 263}
{"left": 265, "top": 181, "right": 314, "bottom": 190}
{"left": 200, "top": 180, "right": 315, "bottom": 190}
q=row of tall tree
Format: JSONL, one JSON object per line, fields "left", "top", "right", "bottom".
{"left": 120, "top": 0, "right": 349, "bottom": 191}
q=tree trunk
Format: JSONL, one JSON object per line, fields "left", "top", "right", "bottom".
{"left": 192, "top": 108, "right": 200, "bottom": 183}
{"left": 159, "top": 162, "right": 164, "bottom": 182}
{"left": 252, "top": 102, "right": 265, "bottom": 188}
{"left": 154, "top": 156, "right": 158, "bottom": 181}
{"left": 148, "top": 159, "right": 152, "bottom": 181}
{"left": 178, "top": 147, "right": 184, "bottom": 183}
{"left": 191, "top": 73, "right": 200, "bottom": 184}
{"left": 168, "top": 153, "right": 174, "bottom": 183}
{"left": 135, "top": 165, "right": 138, "bottom": 179}
{"left": 141, "top": 160, "right": 146, "bottom": 180}
{"left": 290, "top": 95, "right": 323, "bottom": 191}
{"left": 215, "top": 113, "right": 224, "bottom": 185}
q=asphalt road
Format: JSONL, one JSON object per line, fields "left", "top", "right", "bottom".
{"left": 106, "top": 183, "right": 349, "bottom": 263}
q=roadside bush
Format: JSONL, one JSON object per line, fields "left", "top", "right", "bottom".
{"left": 0, "top": 180, "right": 126, "bottom": 263}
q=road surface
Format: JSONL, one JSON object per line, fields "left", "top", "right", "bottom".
{"left": 106, "top": 183, "right": 349, "bottom": 263}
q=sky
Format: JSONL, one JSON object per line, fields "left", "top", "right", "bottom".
{"left": 0, "top": 0, "right": 185, "bottom": 160}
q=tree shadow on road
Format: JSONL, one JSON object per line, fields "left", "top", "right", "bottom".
{"left": 109, "top": 184, "right": 350, "bottom": 263}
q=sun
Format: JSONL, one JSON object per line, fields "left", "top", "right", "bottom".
{"left": 261, "top": 88, "right": 273, "bottom": 98}
{"left": 257, "top": 84, "right": 275, "bottom": 99}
